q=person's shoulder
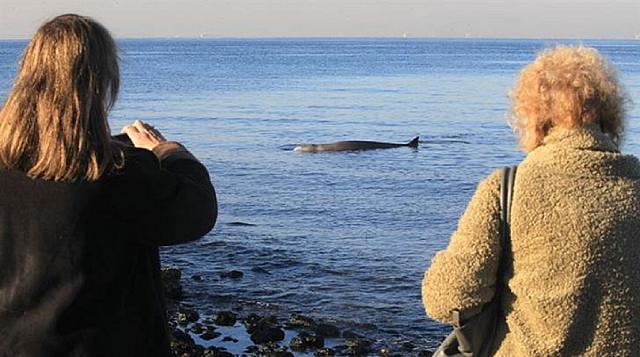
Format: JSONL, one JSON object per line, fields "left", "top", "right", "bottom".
{"left": 476, "top": 168, "right": 504, "bottom": 194}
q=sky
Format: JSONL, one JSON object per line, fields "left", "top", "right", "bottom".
{"left": 0, "top": 0, "right": 639, "bottom": 39}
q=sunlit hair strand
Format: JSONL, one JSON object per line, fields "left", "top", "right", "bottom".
{"left": 0, "top": 14, "right": 121, "bottom": 181}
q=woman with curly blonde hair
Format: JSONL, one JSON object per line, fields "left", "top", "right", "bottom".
{"left": 0, "top": 14, "right": 217, "bottom": 356}
{"left": 423, "top": 46, "right": 638, "bottom": 356}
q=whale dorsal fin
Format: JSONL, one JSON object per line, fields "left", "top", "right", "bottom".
{"left": 407, "top": 136, "right": 419, "bottom": 147}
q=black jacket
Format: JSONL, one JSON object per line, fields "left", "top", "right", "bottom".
{"left": 0, "top": 142, "right": 217, "bottom": 356}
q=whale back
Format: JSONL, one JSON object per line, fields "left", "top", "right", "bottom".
{"left": 294, "top": 136, "right": 419, "bottom": 153}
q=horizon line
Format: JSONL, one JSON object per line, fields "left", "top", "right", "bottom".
{"left": 1, "top": 35, "right": 638, "bottom": 41}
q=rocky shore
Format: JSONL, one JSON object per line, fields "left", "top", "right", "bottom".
{"left": 161, "top": 267, "right": 435, "bottom": 357}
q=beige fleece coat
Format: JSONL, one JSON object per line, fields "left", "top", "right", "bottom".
{"left": 423, "top": 125, "right": 640, "bottom": 356}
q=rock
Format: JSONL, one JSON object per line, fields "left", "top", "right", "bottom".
{"left": 190, "top": 322, "right": 204, "bottom": 334}
{"left": 213, "top": 311, "right": 237, "bottom": 326}
{"left": 342, "top": 330, "right": 364, "bottom": 339}
{"left": 177, "top": 308, "right": 200, "bottom": 325}
{"left": 171, "top": 329, "right": 193, "bottom": 344}
{"left": 204, "top": 347, "right": 234, "bottom": 357}
{"left": 221, "top": 336, "right": 238, "bottom": 343}
{"left": 289, "top": 332, "right": 324, "bottom": 351}
{"left": 286, "top": 313, "right": 317, "bottom": 328}
{"left": 250, "top": 325, "right": 285, "bottom": 344}
{"left": 333, "top": 345, "right": 347, "bottom": 354}
{"left": 191, "top": 274, "right": 204, "bottom": 281}
{"left": 344, "top": 338, "right": 372, "bottom": 355}
{"left": 258, "top": 342, "right": 293, "bottom": 356}
{"left": 244, "top": 345, "right": 259, "bottom": 353}
{"left": 161, "top": 267, "right": 183, "bottom": 300}
{"left": 168, "top": 315, "right": 207, "bottom": 356}
{"left": 416, "top": 350, "right": 434, "bottom": 357}
{"left": 201, "top": 330, "right": 222, "bottom": 340}
{"left": 314, "top": 347, "right": 336, "bottom": 356}
{"left": 203, "top": 324, "right": 217, "bottom": 332}
{"left": 245, "top": 315, "right": 285, "bottom": 344}
{"left": 314, "top": 323, "right": 340, "bottom": 338}
{"left": 251, "top": 266, "right": 271, "bottom": 274}
{"left": 243, "top": 314, "right": 277, "bottom": 334}
{"left": 243, "top": 313, "right": 263, "bottom": 334}
{"left": 171, "top": 340, "right": 204, "bottom": 357}
{"left": 379, "top": 346, "right": 392, "bottom": 356}
{"left": 220, "top": 270, "right": 244, "bottom": 279}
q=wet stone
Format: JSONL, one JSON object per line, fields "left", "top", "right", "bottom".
{"left": 201, "top": 330, "right": 222, "bottom": 340}
{"left": 177, "top": 308, "right": 200, "bottom": 325}
{"left": 213, "top": 311, "right": 237, "bottom": 326}
{"left": 244, "top": 315, "right": 285, "bottom": 344}
{"left": 344, "top": 338, "right": 372, "bottom": 355}
{"left": 203, "top": 324, "right": 217, "bottom": 332}
{"left": 171, "top": 340, "right": 204, "bottom": 357}
{"left": 289, "top": 332, "right": 324, "bottom": 351}
{"left": 314, "top": 347, "right": 336, "bottom": 357}
{"left": 220, "top": 270, "right": 244, "bottom": 279}
{"left": 191, "top": 274, "right": 204, "bottom": 281}
{"left": 243, "top": 314, "right": 277, "bottom": 334}
{"left": 171, "top": 329, "right": 193, "bottom": 344}
{"left": 258, "top": 342, "right": 293, "bottom": 357}
{"left": 204, "top": 347, "right": 234, "bottom": 357}
{"left": 333, "top": 345, "right": 347, "bottom": 354}
{"left": 342, "top": 330, "right": 364, "bottom": 339}
{"left": 221, "top": 336, "right": 238, "bottom": 343}
{"left": 286, "top": 313, "right": 316, "bottom": 328}
{"left": 190, "top": 322, "right": 204, "bottom": 334}
{"left": 243, "top": 313, "right": 262, "bottom": 333}
{"left": 250, "top": 325, "right": 285, "bottom": 344}
{"left": 161, "top": 267, "right": 183, "bottom": 300}
{"left": 314, "top": 323, "right": 340, "bottom": 338}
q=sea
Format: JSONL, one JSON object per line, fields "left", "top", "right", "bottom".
{"left": 1, "top": 38, "right": 639, "bottom": 354}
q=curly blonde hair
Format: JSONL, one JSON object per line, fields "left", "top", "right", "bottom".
{"left": 509, "top": 45, "right": 628, "bottom": 152}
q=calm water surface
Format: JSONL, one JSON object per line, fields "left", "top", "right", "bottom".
{"left": 1, "top": 38, "right": 639, "bottom": 352}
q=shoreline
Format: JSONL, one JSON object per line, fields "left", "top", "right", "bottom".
{"left": 161, "top": 267, "right": 436, "bottom": 356}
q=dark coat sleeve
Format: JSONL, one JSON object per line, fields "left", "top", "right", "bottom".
{"left": 108, "top": 141, "right": 217, "bottom": 246}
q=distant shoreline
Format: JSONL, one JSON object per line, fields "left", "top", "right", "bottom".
{"left": 1, "top": 36, "right": 638, "bottom": 42}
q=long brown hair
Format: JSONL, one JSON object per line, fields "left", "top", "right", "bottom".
{"left": 0, "top": 14, "right": 120, "bottom": 181}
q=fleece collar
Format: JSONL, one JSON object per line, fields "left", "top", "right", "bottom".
{"left": 541, "top": 124, "right": 619, "bottom": 153}
{"left": 525, "top": 125, "right": 640, "bottom": 178}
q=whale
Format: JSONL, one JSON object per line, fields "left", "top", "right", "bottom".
{"left": 294, "top": 136, "right": 419, "bottom": 153}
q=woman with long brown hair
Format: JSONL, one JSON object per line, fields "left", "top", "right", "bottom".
{"left": 0, "top": 14, "right": 217, "bottom": 355}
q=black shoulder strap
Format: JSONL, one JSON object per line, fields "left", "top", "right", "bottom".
{"left": 498, "top": 166, "right": 517, "bottom": 277}
{"left": 500, "top": 166, "right": 517, "bottom": 228}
